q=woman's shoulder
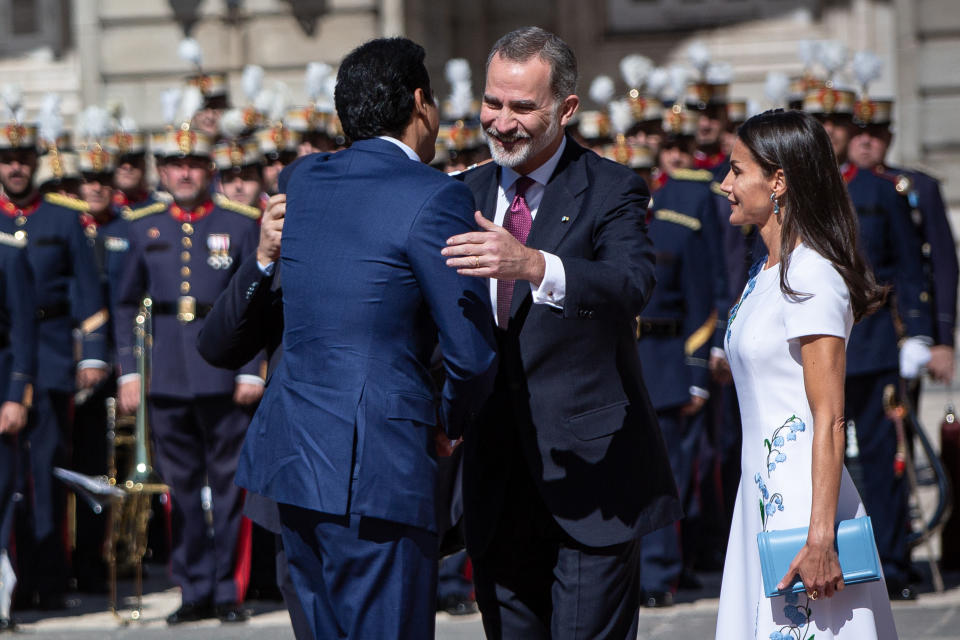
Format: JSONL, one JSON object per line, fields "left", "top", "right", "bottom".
{"left": 785, "top": 244, "right": 849, "bottom": 298}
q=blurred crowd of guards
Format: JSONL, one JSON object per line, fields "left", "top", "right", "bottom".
{"left": 0, "top": 33, "right": 954, "bottom": 630}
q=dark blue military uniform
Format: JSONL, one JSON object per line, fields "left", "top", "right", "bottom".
{"left": 844, "top": 164, "right": 933, "bottom": 588}
{"left": 0, "top": 191, "right": 108, "bottom": 601}
{"left": 0, "top": 235, "right": 38, "bottom": 574}
{"left": 114, "top": 194, "right": 262, "bottom": 608}
{"left": 70, "top": 210, "right": 132, "bottom": 589}
{"left": 636, "top": 197, "right": 714, "bottom": 597}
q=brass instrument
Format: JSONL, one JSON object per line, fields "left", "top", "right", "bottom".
{"left": 106, "top": 297, "right": 168, "bottom": 623}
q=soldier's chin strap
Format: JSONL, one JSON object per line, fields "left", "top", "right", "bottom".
{"left": 0, "top": 549, "right": 15, "bottom": 620}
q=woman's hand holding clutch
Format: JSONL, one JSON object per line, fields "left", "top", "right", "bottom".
{"left": 777, "top": 535, "right": 845, "bottom": 600}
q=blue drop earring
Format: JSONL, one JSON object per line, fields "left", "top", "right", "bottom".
{"left": 770, "top": 192, "right": 781, "bottom": 218}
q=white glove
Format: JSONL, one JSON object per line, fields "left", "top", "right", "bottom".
{"left": 0, "top": 550, "right": 16, "bottom": 619}
{"left": 899, "top": 336, "right": 932, "bottom": 380}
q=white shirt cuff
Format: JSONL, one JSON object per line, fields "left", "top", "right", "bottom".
{"left": 258, "top": 260, "right": 276, "bottom": 276}
{"left": 529, "top": 251, "right": 565, "bottom": 308}
{"left": 690, "top": 386, "right": 710, "bottom": 400}
{"left": 117, "top": 373, "right": 140, "bottom": 386}
{"left": 78, "top": 359, "right": 108, "bottom": 370}
{"left": 710, "top": 347, "right": 727, "bottom": 361}
{"left": 235, "top": 374, "right": 266, "bottom": 386}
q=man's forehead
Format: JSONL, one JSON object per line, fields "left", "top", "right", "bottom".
{"left": 484, "top": 54, "right": 553, "bottom": 96}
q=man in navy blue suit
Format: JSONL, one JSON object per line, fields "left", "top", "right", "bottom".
{"left": 442, "top": 27, "right": 681, "bottom": 639}
{"left": 235, "top": 38, "right": 498, "bottom": 639}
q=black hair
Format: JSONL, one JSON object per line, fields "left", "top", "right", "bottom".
{"left": 334, "top": 38, "right": 433, "bottom": 142}
{"left": 737, "top": 109, "right": 886, "bottom": 322}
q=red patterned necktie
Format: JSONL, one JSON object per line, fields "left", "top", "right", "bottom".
{"left": 497, "top": 176, "right": 535, "bottom": 328}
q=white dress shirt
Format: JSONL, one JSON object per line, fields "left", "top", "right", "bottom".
{"left": 491, "top": 137, "right": 567, "bottom": 325}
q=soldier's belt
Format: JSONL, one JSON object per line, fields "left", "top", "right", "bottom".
{"left": 152, "top": 297, "right": 214, "bottom": 323}
{"left": 636, "top": 318, "right": 683, "bottom": 339}
{"left": 35, "top": 302, "right": 71, "bottom": 321}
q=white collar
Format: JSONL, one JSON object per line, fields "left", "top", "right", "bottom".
{"left": 500, "top": 135, "right": 567, "bottom": 191}
{"left": 377, "top": 136, "right": 421, "bottom": 162}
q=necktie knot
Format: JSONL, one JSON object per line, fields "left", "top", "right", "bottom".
{"left": 512, "top": 176, "right": 535, "bottom": 202}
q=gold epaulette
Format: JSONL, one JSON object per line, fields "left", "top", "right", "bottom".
{"left": 214, "top": 194, "right": 262, "bottom": 220}
{"left": 123, "top": 201, "right": 167, "bottom": 221}
{"left": 0, "top": 230, "right": 27, "bottom": 249}
{"left": 710, "top": 181, "right": 728, "bottom": 197}
{"left": 670, "top": 168, "right": 713, "bottom": 182}
{"left": 654, "top": 209, "right": 701, "bottom": 231}
{"left": 44, "top": 192, "right": 90, "bottom": 212}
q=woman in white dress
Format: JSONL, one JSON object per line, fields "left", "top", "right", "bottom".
{"left": 714, "top": 110, "right": 898, "bottom": 639}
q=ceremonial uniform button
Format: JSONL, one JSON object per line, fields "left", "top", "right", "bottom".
{"left": 15, "top": 215, "right": 26, "bottom": 226}
{"left": 181, "top": 266, "right": 191, "bottom": 277}
{"left": 180, "top": 282, "right": 191, "bottom": 294}
{"left": 14, "top": 231, "right": 25, "bottom": 241}
{"left": 920, "top": 292, "right": 930, "bottom": 303}
{"left": 181, "top": 251, "right": 191, "bottom": 262}
{"left": 182, "top": 223, "right": 193, "bottom": 235}
{"left": 182, "top": 237, "right": 192, "bottom": 248}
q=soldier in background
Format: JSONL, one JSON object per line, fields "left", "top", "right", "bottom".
{"left": 106, "top": 117, "right": 156, "bottom": 210}
{"left": 114, "top": 118, "right": 264, "bottom": 625}
{"left": 256, "top": 125, "right": 300, "bottom": 197}
{"left": 805, "top": 86, "right": 933, "bottom": 600}
{"left": 0, "top": 110, "right": 109, "bottom": 610}
{"left": 214, "top": 138, "right": 266, "bottom": 212}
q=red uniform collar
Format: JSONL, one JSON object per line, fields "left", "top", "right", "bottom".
{"left": 694, "top": 150, "right": 726, "bottom": 170}
{"left": 841, "top": 163, "right": 858, "bottom": 184}
{"left": 0, "top": 191, "right": 41, "bottom": 218}
{"left": 650, "top": 169, "right": 669, "bottom": 193}
{"left": 79, "top": 210, "right": 114, "bottom": 230}
{"left": 169, "top": 199, "right": 214, "bottom": 222}
{"left": 113, "top": 190, "right": 149, "bottom": 208}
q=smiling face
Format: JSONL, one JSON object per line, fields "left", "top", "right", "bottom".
{"left": 481, "top": 54, "right": 578, "bottom": 175}
{"left": 720, "top": 138, "right": 782, "bottom": 227}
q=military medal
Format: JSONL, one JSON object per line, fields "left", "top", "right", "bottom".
{"left": 207, "top": 233, "right": 231, "bottom": 269}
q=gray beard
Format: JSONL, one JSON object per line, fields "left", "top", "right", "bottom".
{"left": 486, "top": 114, "right": 561, "bottom": 170}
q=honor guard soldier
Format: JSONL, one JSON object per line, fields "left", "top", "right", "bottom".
{"left": 637, "top": 103, "right": 722, "bottom": 604}
{"left": 214, "top": 111, "right": 266, "bottom": 211}
{"left": 438, "top": 59, "right": 489, "bottom": 173}
{"left": 70, "top": 108, "right": 131, "bottom": 591}
{"left": 114, "top": 119, "right": 264, "bottom": 625}
{"left": 178, "top": 37, "right": 230, "bottom": 140}
{"left": 847, "top": 52, "right": 959, "bottom": 395}
{"left": 684, "top": 42, "right": 731, "bottom": 172}
{"left": 805, "top": 85, "right": 933, "bottom": 600}
{"left": 0, "top": 226, "right": 38, "bottom": 633}
{"left": 256, "top": 124, "right": 300, "bottom": 197}
{"left": 106, "top": 114, "right": 157, "bottom": 211}
{"left": 286, "top": 62, "right": 338, "bottom": 155}
{"left": 0, "top": 104, "right": 110, "bottom": 609}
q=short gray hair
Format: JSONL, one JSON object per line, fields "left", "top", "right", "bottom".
{"left": 486, "top": 27, "right": 578, "bottom": 101}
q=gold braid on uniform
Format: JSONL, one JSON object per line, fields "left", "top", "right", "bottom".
{"left": 685, "top": 310, "right": 717, "bottom": 356}
{"left": 711, "top": 181, "right": 728, "bottom": 197}
{"left": 670, "top": 168, "right": 713, "bottom": 182}
{"left": 654, "top": 209, "right": 701, "bottom": 231}
{"left": 80, "top": 308, "right": 110, "bottom": 335}
{"left": 0, "top": 230, "right": 27, "bottom": 248}
{"left": 214, "top": 193, "right": 262, "bottom": 220}
{"left": 44, "top": 192, "right": 90, "bottom": 212}
{"left": 123, "top": 201, "right": 167, "bottom": 221}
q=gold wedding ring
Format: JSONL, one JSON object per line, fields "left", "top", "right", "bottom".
{"left": 474, "top": 256, "right": 481, "bottom": 268}
{"left": 809, "top": 590, "right": 819, "bottom": 600}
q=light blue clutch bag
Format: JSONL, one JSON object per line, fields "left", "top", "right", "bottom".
{"left": 757, "top": 516, "right": 882, "bottom": 597}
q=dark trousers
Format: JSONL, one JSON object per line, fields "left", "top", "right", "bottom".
{"left": 149, "top": 395, "right": 251, "bottom": 605}
{"left": 279, "top": 505, "right": 438, "bottom": 640}
{"left": 472, "top": 458, "right": 641, "bottom": 640}
{"left": 3, "top": 389, "right": 71, "bottom": 598}
{"left": 640, "top": 407, "right": 704, "bottom": 592}
{"left": 846, "top": 370, "right": 910, "bottom": 585}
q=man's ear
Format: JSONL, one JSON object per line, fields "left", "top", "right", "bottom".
{"left": 414, "top": 87, "right": 433, "bottom": 120}
{"left": 558, "top": 95, "right": 580, "bottom": 128}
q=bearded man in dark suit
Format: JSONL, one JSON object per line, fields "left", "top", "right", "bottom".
{"left": 442, "top": 27, "right": 681, "bottom": 639}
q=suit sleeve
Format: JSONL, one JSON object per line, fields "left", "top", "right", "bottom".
{"left": 197, "top": 253, "right": 279, "bottom": 370}
{"left": 561, "top": 170, "right": 656, "bottom": 320}
{"left": 885, "top": 183, "right": 934, "bottom": 340}
{"left": 917, "top": 174, "right": 959, "bottom": 346}
{"left": 68, "top": 213, "right": 109, "bottom": 362}
{"left": 407, "top": 180, "right": 498, "bottom": 439}
{"left": 5, "top": 248, "right": 36, "bottom": 404}
{"left": 113, "top": 225, "right": 148, "bottom": 378}
{"left": 232, "top": 220, "right": 268, "bottom": 380}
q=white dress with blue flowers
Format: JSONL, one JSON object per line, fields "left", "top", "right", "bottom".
{"left": 715, "top": 244, "right": 898, "bottom": 640}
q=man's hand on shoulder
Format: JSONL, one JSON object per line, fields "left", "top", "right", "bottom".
{"left": 257, "top": 194, "right": 285, "bottom": 267}
{"left": 442, "top": 211, "right": 546, "bottom": 286}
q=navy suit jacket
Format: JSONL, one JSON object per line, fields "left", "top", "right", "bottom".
{"left": 235, "top": 138, "right": 498, "bottom": 534}
{"left": 458, "top": 136, "right": 682, "bottom": 555}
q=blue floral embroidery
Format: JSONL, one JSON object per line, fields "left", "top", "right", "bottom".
{"left": 757, "top": 415, "right": 805, "bottom": 530}
{"left": 755, "top": 474, "right": 784, "bottom": 531}
{"left": 770, "top": 591, "right": 815, "bottom": 639}
{"left": 726, "top": 257, "right": 765, "bottom": 345}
